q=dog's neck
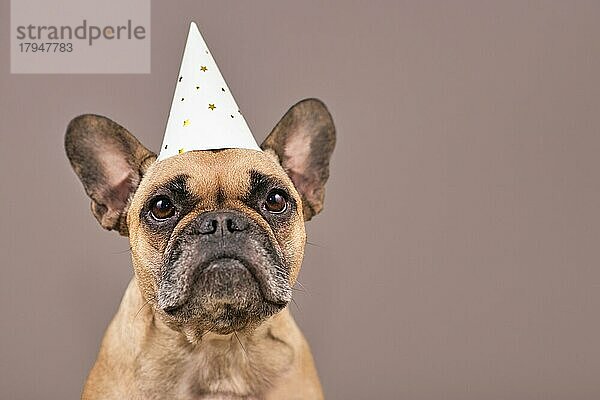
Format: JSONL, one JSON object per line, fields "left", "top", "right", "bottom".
{"left": 121, "top": 278, "right": 298, "bottom": 399}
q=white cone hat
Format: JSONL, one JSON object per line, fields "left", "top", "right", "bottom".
{"left": 158, "top": 22, "right": 261, "bottom": 161}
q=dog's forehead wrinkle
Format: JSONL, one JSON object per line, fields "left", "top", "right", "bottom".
{"left": 164, "top": 174, "right": 191, "bottom": 192}
{"left": 144, "top": 149, "right": 293, "bottom": 205}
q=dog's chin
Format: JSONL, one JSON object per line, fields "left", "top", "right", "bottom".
{"left": 160, "top": 258, "right": 288, "bottom": 336}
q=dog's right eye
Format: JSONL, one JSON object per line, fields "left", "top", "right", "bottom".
{"left": 264, "top": 189, "right": 288, "bottom": 214}
{"left": 150, "top": 196, "right": 176, "bottom": 220}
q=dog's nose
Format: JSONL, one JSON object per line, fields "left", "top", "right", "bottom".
{"left": 194, "top": 210, "right": 249, "bottom": 236}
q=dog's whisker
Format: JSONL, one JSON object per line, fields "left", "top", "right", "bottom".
{"left": 201, "top": 322, "right": 218, "bottom": 340}
{"left": 291, "top": 298, "right": 301, "bottom": 313}
{"left": 294, "top": 280, "right": 308, "bottom": 292}
{"left": 233, "top": 331, "right": 248, "bottom": 359}
{"left": 133, "top": 297, "right": 153, "bottom": 322}
{"left": 114, "top": 248, "right": 133, "bottom": 255}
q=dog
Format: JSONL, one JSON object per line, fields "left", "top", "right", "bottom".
{"left": 65, "top": 98, "right": 336, "bottom": 399}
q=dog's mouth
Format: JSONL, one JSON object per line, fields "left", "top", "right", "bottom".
{"left": 159, "top": 253, "right": 288, "bottom": 307}
{"left": 155, "top": 213, "right": 292, "bottom": 334}
{"left": 195, "top": 256, "right": 265, "bottom": 305}
{"left": 161, "top": 257, "right": 254, "bottom": 312}
{"left": 157, "top": 254, "right": 290, "bottom": 334}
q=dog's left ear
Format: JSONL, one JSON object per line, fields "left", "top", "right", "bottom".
{"left": 261, "top": 98, "right": 336, "bottom": 221}
{"left": 65, "top": 114, "right": 156, "bottom": 236}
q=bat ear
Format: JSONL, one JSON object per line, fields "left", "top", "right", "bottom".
{"left": 65, "top": 114, "right": 156, "bottom": 235}
{"left": 261, "top": 99, "right": 336, "bottom": 221}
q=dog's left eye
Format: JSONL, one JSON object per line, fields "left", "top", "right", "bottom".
{"left": 150, "top": 196, "right": 176, "bottom": 220}
{"left": 264, "top": 189, "right": 288, "bottom": 214}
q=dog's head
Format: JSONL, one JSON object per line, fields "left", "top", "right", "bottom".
{"left": 65, "top": 99, "right": 335, "bottom": 338}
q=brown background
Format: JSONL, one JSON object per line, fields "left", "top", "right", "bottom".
{"left": 1, "top": 1, "right": 600, "bottom": 399}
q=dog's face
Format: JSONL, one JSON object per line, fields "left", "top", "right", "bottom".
{"left": 66, "top": 99, "right": 335, "bottom": 339}
{"left": 129, "top": 149, "right": 306, "bottom": 335}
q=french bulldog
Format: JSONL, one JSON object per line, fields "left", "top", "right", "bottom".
{"left": 65, "top": 98, "right": 335, "bottom": 399}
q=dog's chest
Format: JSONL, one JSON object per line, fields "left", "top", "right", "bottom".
{"left": 181, "top": 349, "right": 258, "bottom": 397}
{"left": 138, "top": 332, "right": 293, "bottom": 400}
{"left": 194, "top": 395, "right": 259, "bottom": 400}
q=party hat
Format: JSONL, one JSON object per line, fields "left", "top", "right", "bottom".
{"left": 158, "top": 22, "right": 261, "bottom": 161}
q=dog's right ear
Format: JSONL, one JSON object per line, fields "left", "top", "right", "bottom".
{"left": 261, "top": 99, "right": 336, "bottom": 221}
{"left": 65, "top": 114, "right": 156, "bottom": 236}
